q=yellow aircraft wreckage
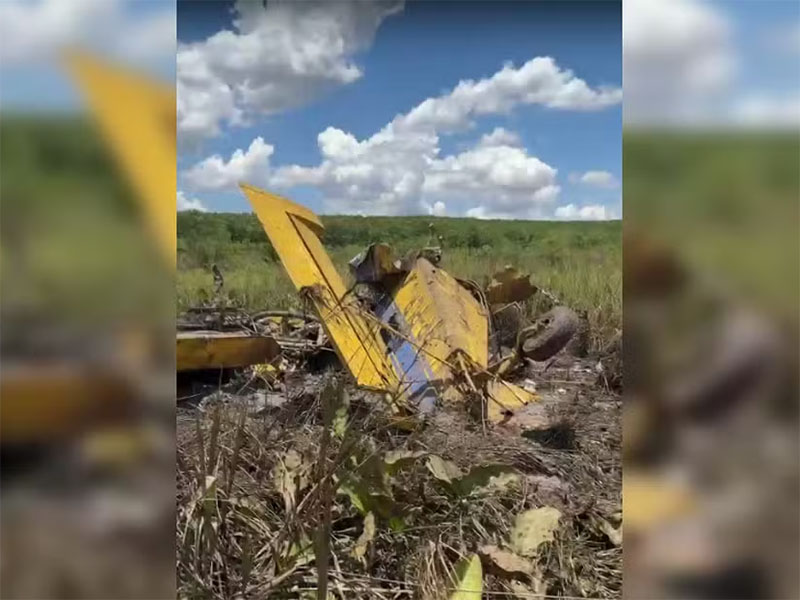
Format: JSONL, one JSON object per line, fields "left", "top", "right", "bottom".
{"left": 241, "top": 184, "right": 541, "bottom": 425}
{"left": 0, "top": 54, "right": 278, "bottom": 443}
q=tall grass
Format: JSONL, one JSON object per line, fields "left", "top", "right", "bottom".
{"left": 177, "top": 233, "right": 621, "bottom": 348}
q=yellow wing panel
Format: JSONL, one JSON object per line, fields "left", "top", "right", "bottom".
{"left": 392, "top": 258, "right": 488, "bottom": 379}
{"left": 176, "top": 332, "right": 281, "bottom": 371}
{"left": 240, "top": 184, "right": 399, "bottom": 390}
{"left": 64, "top": 51, "right": 176, "bottom": 267}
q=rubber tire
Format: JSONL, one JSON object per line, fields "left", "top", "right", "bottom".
{"left": 519, "top": 306, "right": 579, "bottom": 361}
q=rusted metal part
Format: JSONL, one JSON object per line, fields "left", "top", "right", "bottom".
{"left": 348, "top": 243, "right": 403, "bottom": 283}
{"left": 485, "top": 266, "right": 538, "bottom": 305}
{"left": 176, "top": 331, "right": 281, "bottom": 372}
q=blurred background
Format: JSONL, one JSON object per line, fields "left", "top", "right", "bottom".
{"left": 0, "top": 1, "right": 176, "bottom": 598}
{"left": 623, "top": 0, "right": 799, "bottom": 598}
{"left": 0, "top": 0, "right": 797, "bottom": 599}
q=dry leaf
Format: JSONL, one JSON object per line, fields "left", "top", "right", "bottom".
{"left": 479, "top": 545, "right": 533, "bottom": 578}
{"left": 351, "top": 512, "right": 376, "bottom": 562}
{"left": 383, "top": 450, "right": 427, "bottom": 475}
{"left": 597, "top": 516, "right": 622, "bottom": 546}
{"left": 510, "top": 507, "right": 561, "bottom": 557}
{"left": 426, "top": 455, "right": 464, "bottom": 484}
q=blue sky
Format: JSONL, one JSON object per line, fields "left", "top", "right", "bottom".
{"left": 176, "top": 1, "right": 623, "bottom": 218}
{"left": 0, "top": 1, "right": 175, "bottom": 110}
{"left": 1, "top": 0, "right": 796, "bottom": 218}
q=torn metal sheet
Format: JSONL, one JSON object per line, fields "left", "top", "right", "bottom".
{"left": 485, "top": 266, "right": 537, "bottom": 305}
{"left": 387, "top": 257, "right": 488, "bottom": 378}
{"left": 349, "top": 243, "right": 403, "bottom": 283}
{"left": 176, "top": 331, "right": 281, "bottom": 372}
{"left": 485, "top": 380, "right": 537, "bottom": 424}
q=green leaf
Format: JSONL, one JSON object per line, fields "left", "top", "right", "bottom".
{"left": 351, "top": 512, "right": 376, "bottom": 563}
{"left": 286, "top": 534, "right": 315, "bottom": 568}
{"left": 426, "top": 455, "right": 464, "bottom": 484}
{"left": 338, "top": 482, "right": 368, "bottom": 515}
{"left": 388, "top": 515, "right": 407, "bottom": 533}
{"left": 383, "top": 450, "right": 427, "bottom": 475}
{"left": 338, "top": 480, "right": 396, "bottom": 519}
{"left": 510, "top": 507, "right": 562, "bottom": 557}
{"left": 273, "top": 450, "right": 309, "bottom": 511}
{"left": 450, "top": 554, "right": 483, "bottom": 600}
{"left": 455, "top": 464, "right": 518, "bottom": 496}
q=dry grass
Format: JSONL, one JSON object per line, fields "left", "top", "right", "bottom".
{"left": 177, "top": 358, "right": 621, "bottom": 599}
{"left": 177, "top": 245, "right": 621, "bottom": 355}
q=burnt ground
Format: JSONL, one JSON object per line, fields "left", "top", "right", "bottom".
{"left": 176, "top": 349, "right": 622, "bottom": 599}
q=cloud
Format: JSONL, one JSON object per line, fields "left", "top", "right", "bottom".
{"left": 477, "top": 127, "right": 522, "bottom": 148}
{"left": 393, "top": 56, "right": 621, "bottom": 134}
{"left": 624, "top": 0, "right": 735, "bottom": 124}
{"left": 731, "top": 95, "right": 800, "bottom": 128}
{"left": 182, "top": 137, "right": 274, "bottom": 191}
{"left": 554, "top": 203, "right": 611, "bottom": 221}
{"left": 267, "top": 56, "right": 618, "bottom": 217}
{"left": 421, "top": 200, "right": 447, "bottom": 217}
{"left": 569, "top": 170, "right": 619, "bottom": 189}
{"left": 0, "top": 0, "right": 175, "bottom": 67}
{"left": 177, "top": 190, "right": 208, "bottom": 212}
{"left": 426, "top": 142, "right": 561, "bottom": 219}
{"left": 177, "top": 0, "right": 402, "bottom": 147}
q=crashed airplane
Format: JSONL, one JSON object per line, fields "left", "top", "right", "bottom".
{"left": 240, "top": 184, "right": 579, "bottom": 427}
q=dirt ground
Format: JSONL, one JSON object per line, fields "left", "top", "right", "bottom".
{"left": 176, "top": 346, "right": 622, "bottom": 599}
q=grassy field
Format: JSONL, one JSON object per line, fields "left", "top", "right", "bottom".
{"left": 177, "top": 212, "right": 622, "bottom": 346}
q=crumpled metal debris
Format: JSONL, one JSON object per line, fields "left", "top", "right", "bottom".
{"left": 485, "top": 266, "right": 538, "bottom": 305}
{"left": 177, "top": 305, "right": 327, "bottom": 371}
{"left": 240, "top": 186, "right": 554, "bottom": 426}
{"left": 348, "top": 243, "right": 403, "bottom": 283}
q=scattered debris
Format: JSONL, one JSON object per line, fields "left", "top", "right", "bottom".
{"left": 485, "top": 266, "right": 538, "bottom": 304}
{"left": 175, "top": 187, "right": 622, "bottom": 598}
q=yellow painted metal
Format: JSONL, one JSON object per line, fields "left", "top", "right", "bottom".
{"left": 391, "top": 258, "right": 488, "bottom": 384}
{"left": 240, "top": 184, "right": 400, "bottom": 391}
{"left": 64, "top": 51, "right": 176, "bottom": 267}
{"left": 485, "top": 380, "right": 536, "bottom": 423}
{"left": 176, "top": 331, "right": 281, "bottom": 371}
{"left": 0, "top": 363, "right": 131, "bottom": 444}
{"left": 623, "top": 470, "right": 697, "bottom": 532}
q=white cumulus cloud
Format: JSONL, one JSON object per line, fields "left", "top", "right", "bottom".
{"left": 393, "top": 56, "right": 621, "bottom": 134}
{"left": 177, "top": 190, "right": 208, "bottom": 212}
{"left": 731, "top": 95, "right": 800, "bottom": 129}
{"left": 554, "top": 203, "right": 611, "bottom": 221}
{"left": 177, "top": 0, "right": 402, "bottom": 147}
{"left": 264, "top": 56, "right": 618, "bottom": 217}
{"left": 426, "top": 142, "right": 560, "bottom": 219}
{"left": 182, "top": 137, "right": 274, "bottom": 191}
{"left": 0, "top": 0, "right": 175, "bottom": 67}
{"left": 569, "top": 170, "right": 619, "bottom": 189}
{"left": 624, "top": 0, "right": 735, "bottom": 124}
